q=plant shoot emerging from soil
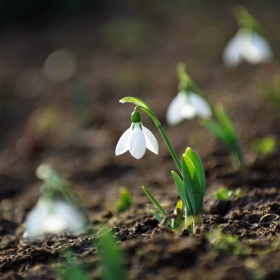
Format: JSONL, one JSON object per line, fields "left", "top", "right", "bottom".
{"left": 23, "top": 164, "right": 88, "bottom": 240}
{"left": 213, "top": 186, "right": 242, "bottom": 200}
{"left": 115, "top": 187, "right": 133, "bottom": 212}
{"left": 252, "top": 135, "right": 276, "bottom": 156}
{"left": 117, "top": 97, "right": 206, "bottom": 232}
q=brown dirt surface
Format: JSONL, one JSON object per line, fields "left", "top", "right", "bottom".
{"left": 1, "top": 1, "right": 280, "bottom": 279}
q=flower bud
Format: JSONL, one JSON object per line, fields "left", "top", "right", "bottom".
{"left": 131, "top": 111, "right": 141, "bottom": 123}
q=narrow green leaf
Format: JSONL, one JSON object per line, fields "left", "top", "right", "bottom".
{"left": 142, "top": 186, "right": 167, "bottom": 217}
{"left": 185, "top": 148, "right": 206, "bottom": 196}
{"left": 215, "top": 105, "right": 236, "bottom": 138}
{"left": 147, "top": 204, "right": 163, "bottom": 223}
{"left": 201, "top": 118, "right": 229, "bottom": 146}
{"left": 99, "top": 229, "right": 127, "bottom": 280}
{"left": 171, "top": 171, "right": 191, "bottom": 215}
{"left": 182, "top": 153, "right": 203, "bottom": 214}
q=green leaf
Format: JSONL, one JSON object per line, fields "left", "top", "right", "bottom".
{"left": 99, "top": 229, "right": 127, "bottom": 280}
{"left": 201, "top": 118, "right": 228, "bottom": 145}
{"left": 147, "top": 204, "right": 163, "bottom": 223}
{"left": 54, "top": 259, "right": 89, "bottom": 280}
{"left": 142, "top": 186, "right": 167, "bottom": 217}
{"left": 215, "top": 105, "right": 236, "bottom": 139}
{"left": 252, "top": 136, "right": 276, "bottom": 155}
{"left": 182, "top": 153, "right": 203, "bottom": 214}
{"left": 171, "top": 171, "right": 191, "bottom": 215}
{"left": 115, "top": 187, "right": 132, "bottom": 212}
{"left": 185, "top": 148, "right": 205, "bottom": 197}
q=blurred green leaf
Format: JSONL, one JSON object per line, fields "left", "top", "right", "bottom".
{"left": 213, "top": 186, "right": 242, "bottom": 200}
{"left": 99, "top": 229, "right": 127, "bottom": 280}
{"left": 252, "top": 136, "right": 276, "bottom": 155}
{"left": 115, "top": 187, "right": 132, "bottom": 213}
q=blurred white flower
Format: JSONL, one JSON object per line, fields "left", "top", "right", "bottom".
{"left": 166, "top": 91, "right": 212, "bottom": 126}
{"left": 23, "top": 197, "right": 87, "bottom": 239}
{"left": 115, "top": 122, "right": 158, "bottom": 159}
{"left": 223, "top": 29, "right": 272, "bottom": 68}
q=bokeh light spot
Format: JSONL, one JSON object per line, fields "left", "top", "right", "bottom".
{"left": 43, "top": 48, "right": 77, "bottom": 82}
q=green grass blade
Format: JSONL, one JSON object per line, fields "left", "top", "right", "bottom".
{"left": 142, "top": 186, "right": 167, "bottom": 217}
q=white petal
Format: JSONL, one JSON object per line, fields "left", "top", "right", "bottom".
{"left": 23, "top": 198, "right": 86, "bottom": 239}
{"left": 181, "top": 103, "right": 196, "bottom": 119}
{"left": 24, "top": 200, "right": 50, "bottom": 238}
{"left": 129, "top": 123, "right": 146, "bottom": 159}
{"left": 55, "top": 200, "right": 85, "bottom": 232}
{"left": 223, "top": 33, "right": 245, "bottom": 68}
{"left": 142, "top": 126, "right": 159, "bottom": 154}
{"left": 166, "top": 92, "right": 187, "bottom": 125}
{"left": 189, "top": 92, "right": 212, "bottom": 118}
{"left": 243, "top": 32, "right": 272, "bottom": 64}
{"left": 115, "top": 126, "right": 132, "bottom": 156}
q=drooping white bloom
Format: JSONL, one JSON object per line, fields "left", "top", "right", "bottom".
{"left": 115, "top": 122, "right": 159, "bottom": 159}
{"left": 23, "top": 196, "right": 87, "bottom": 239}
{"left": 223, "top": 29, "right": 272, "bottom": 68}
{"left": 166, "top": 91, "right": 212, "bottom": 126}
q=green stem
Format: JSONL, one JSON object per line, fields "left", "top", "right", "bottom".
{"left": 139, "top": 107, "right": 182, "bottom": 175}
{"left": 157, "top": 124, "right": 182, "bottom": 175}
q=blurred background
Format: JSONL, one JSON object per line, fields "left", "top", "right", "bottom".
{"left": 0, "top": 0, "right": 279, "bottom": 222}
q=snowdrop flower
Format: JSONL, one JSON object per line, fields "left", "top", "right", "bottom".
{"left": 23, "top": 163, "right": 88, "bottom": 240}
{"left": 23, "top": 195, "right": 87, "bottom": 239}
{"left": 166, "top": 91, "right": 212, "bottom": 126}
{"left": 115, "top": 111, "right": 158, "bottom": 159}
{"left": 223, "top": 28, "right": 272, "bottom": 68}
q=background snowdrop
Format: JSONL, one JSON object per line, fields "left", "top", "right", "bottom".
{"left": 223, "top": 28, "right": 272, "bottom": 68}
{"left": 167, "top": 91, "right": 212, "bottom": 126}
{"left": 23, "top": 164, "right": 88, "bottom": 239}
{"left": 24, "top": 196, "right": 87, "bottom": 239}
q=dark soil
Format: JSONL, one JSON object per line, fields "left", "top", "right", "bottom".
{"left": 1, "top": 2, "right": 280, "bottom": 279}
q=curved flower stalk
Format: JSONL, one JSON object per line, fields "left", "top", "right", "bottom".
{"left": 116, "top": 97, "right": 206, "bottom": 232}
{"left": 23, "top": 164, "right": 88, "bottom": 239}
{"left": 115, "top": 111, "right": 158, "bottom": 159}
